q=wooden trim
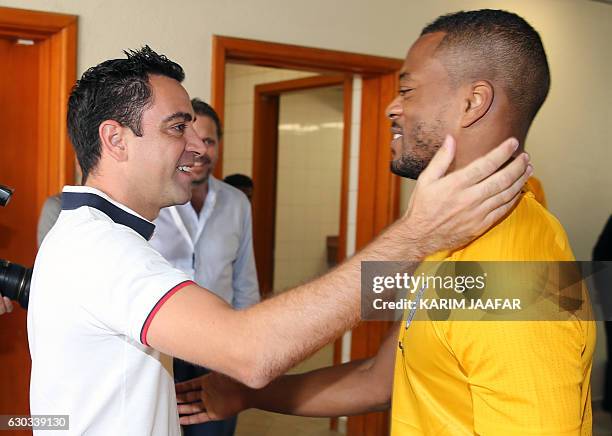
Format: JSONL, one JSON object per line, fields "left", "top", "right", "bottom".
{"left": 347, "top": 72, "right": 400, "bottom": 436}
{"left": 251, "top": 91, "right": 280, "bottom": 297}
{"left": 211, "top": 36, "right": 226, "bottom": 179}
{"left": 0, "top": 6, "right": 76, "bottom": 33}
{"left": 255, "top": 74, "right": 345, "bottom": 94}
{"left": 214, "top": 35, "right": 403, "bottom": 76}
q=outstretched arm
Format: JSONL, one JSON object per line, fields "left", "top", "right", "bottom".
{"left": 176, "top": 324, "right": 399, "bottom": 424}
{"left": 148, "top": 136, "right": 531, "bottom": 388}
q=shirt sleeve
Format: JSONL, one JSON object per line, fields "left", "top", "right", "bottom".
{"left": 231, "top": 200, "right": 260, "bottom": 309}
{"left": 440, "top": 320, "right": 591, "bottom": 435}
{"left": 76, "top": 226, "right": 193, "bottom": 345}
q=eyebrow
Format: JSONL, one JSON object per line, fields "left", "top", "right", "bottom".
{"left": 162, "top": 112, "right": 193, "bottom": 123}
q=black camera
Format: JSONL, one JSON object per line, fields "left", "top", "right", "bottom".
{"left": 0, "top": 184, "right": 33, "bottom": 309}
{"left": 0, "top": 259, "right": 31, "bottom": 309}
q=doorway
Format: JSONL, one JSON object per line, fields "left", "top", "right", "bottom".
{"left": 212, "top": 36, "right": 403, "bottom": 435}
{"left": 0, "top": 6, "right": 77, "bottom": 430}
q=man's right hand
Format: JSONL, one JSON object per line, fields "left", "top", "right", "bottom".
{"left": 403, "top": 135, "right": 531, "bottom": 257}
{"left": 176, "top": 373, "right": 249, "bottom": 425}
{"left": 0, "top": 295, "right": 14, "bottom": 315}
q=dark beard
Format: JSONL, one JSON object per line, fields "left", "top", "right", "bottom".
{"left": 390, "top": 121, "right": 444, "bottom": 180}
{"left": 390, "top": 156, "right": 428, "bottom": 180}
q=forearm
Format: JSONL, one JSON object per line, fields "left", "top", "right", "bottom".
{"left": 246, "top": 358, "right": 390, "bottom": 417}
{"left": 238, "top": 218, "right": 423, "bottom": 386}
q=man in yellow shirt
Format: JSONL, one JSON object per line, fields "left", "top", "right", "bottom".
{"left": 175, "top": 10, "right": 595, "bottom": 435}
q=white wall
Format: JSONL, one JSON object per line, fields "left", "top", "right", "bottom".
{"left": 273, "top": 86, "right": 344, "bottom": 291}
{"left": 223, "top": 63, "right": 316, "bottom": 177}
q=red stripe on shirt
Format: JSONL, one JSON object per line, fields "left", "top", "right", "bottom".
{"left": 140, "top": 280, "right": 194, "bottom": 346}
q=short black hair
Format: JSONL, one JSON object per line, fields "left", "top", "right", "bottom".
{"left": 191, "top": 98, "right": 223, "bottom": 140}
{"left": 224, "top": 174, "right": 253, "bottom": 189}
{"left": 421, "top": 9, "right": 550, "bottom": 130}
{"left": 67, "top": 46, "right": 185, "bottom": 183}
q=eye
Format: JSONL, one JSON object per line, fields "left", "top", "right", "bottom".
{"left": 171, "top": 123, "right": 187, "bottom": 133}
{"left": 203, "top": 138, "right": 217, "bottom": 146}
{"left": 399, "top": 88, "right": 414, "bottom": 97}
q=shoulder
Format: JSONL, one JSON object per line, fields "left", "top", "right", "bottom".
{"left": 214, "top": 178, "right": 251, "bottom": 211}
{"left": 448, "top": 192, "right": 573, "bottom": 261}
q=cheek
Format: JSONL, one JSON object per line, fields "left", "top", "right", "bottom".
{"left": 209, "top": 147, "right": 219, "bottom": 163}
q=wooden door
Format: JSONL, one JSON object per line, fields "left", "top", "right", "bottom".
{"left": 0, "top": 8, "right": 77, "bottom": 432}
{"left": 0, "top": 37, "right": 40, "bottom": 430}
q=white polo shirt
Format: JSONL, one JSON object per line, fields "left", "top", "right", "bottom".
{"left": 28, "top": 186, "right": 193, "bottom": 435}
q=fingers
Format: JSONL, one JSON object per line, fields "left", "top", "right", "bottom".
{"left": 455, "top": 137, "right": 520, "bottom": 187}
{"left": 417, "top": 134, "right": 456, "bottom": 184}
{"left": 179, "top": 412, "right": 212, "bottom": 426}
{"left": 480, "top": 191, "right": 522, "bottom": 231}
{"left": 472, "top": 153, "right": 531, "bottom": 200}
{"left": 175, "top": 379, "right": 200, "bottom": 394}
{"left": 474, "top": 161, "right": 532, "bottom": 219}
{"left": 178, "top": 402, "right": 205, "bottom": 415}
{"left": 176, "top": 390, "right": 202, "bottom": 404}
{"left": 0, "top": 296, "right": 13, "bottom": 315}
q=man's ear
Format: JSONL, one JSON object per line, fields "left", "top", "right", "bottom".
{"left": 461, "top": 80, "right": 494, "bottom": 128}
{"left": 98, "top": 120, "right": 128, "bottom": 162}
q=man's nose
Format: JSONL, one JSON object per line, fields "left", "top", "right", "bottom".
{"left": 386, "top": 95, "right": 402, "bottom": 120}
{"left": 185, "top": 125, "right": 207, "bottom": 156}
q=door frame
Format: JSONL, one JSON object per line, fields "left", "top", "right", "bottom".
{"left": 211, "top": 35, "right": 402, "bottom": 435}
{"left": 251, "top": 74, "right": 349, "bottom": 297}
{"left": 0, "top": 7, "right": 77, "bottom": 204}
{"left": 0, "top": 6, "right": 77, "bottom": 429}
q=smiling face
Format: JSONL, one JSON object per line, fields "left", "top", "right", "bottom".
{"left": 190, "top": 115, "right": 219, "bottom": 185}
{"left": 387, "top": 32, "right": 462, "bottom": 179}
{"left": 125, "top": 74, "right": 204, "bottom": 213}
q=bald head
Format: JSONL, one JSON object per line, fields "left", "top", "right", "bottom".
{"left": 421, "top": 9, "right": 550, "bottom": 132}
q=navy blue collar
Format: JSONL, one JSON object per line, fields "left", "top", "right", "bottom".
{"left": 61, "top": 191, "right": 155, "bottom": 241}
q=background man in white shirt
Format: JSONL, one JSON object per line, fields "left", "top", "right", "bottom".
{"left": 150, "top": 99, "right": 258, "bottom": 435}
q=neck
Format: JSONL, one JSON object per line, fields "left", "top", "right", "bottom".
{"left": 190, "top": 178, "right": 209, "bottom": 215}
{"left": 452, "top": 127, "right": 526, "bottom": 173}
{"left": 84, "top": 178, "right": 158, "bottom": 221}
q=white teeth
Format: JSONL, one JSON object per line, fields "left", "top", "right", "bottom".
{"left": 177, "top": 165, "right": 192, "bottom": 173}
{"left": 393, "top": 133, "right": 403, "bottom": 140}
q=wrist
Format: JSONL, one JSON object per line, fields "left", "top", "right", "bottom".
{"left": 396, "top": 214, "right": 428, "bottom": 260}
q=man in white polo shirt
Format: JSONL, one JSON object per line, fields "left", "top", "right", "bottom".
{"left": 28, "top": 46, "right": 531, "bottom": 435}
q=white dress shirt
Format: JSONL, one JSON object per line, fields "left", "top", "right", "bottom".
{"left": 150, "top": 176, "right": 260, "bottom": 309}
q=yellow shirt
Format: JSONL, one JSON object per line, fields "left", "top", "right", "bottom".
{"left": 391, "top": 190, "right": 595, "bottom": 435}
{"left": 525, "top": 176, "right": 547, "bottom": 208}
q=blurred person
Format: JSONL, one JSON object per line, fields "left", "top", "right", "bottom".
{"left": 223, "top": 174, "right": 253, "bottom": 202}
{"left": 594, "top": 215, "right": 612, "bottom": 412}
{"left": 150, "top": 99, "right": 258, "bottom": 436}
{"left": 37, "top": 194, "right": 62, "bottom": 247}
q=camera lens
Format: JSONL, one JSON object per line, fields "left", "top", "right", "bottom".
{"left": 0, "top": 259, "right": 32, "bottom": 309}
